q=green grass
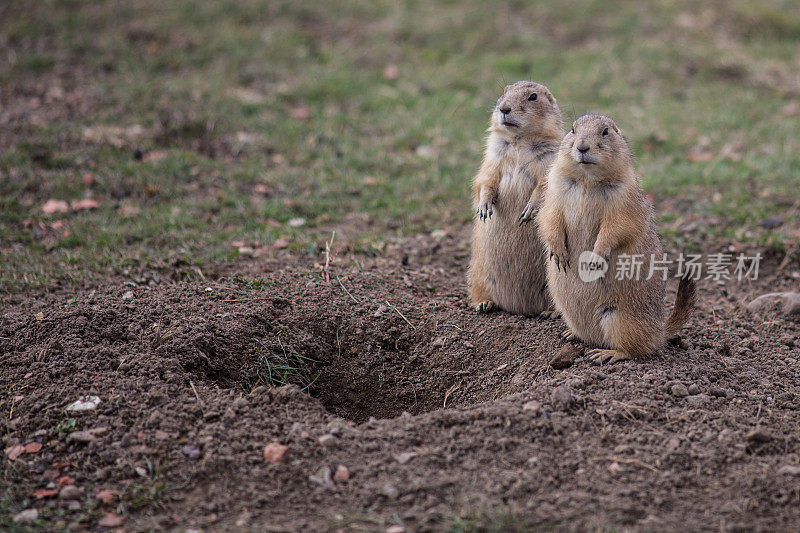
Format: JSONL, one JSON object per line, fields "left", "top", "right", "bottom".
{"left": 249, "top": 337, "right": 319, "bottom": 391}
{"left": 1, "top": 0, "right": 799, "bottom": 291}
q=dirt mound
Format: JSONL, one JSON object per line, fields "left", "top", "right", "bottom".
{"left": 2, "top": 235, "right": 800, "bottom": 530}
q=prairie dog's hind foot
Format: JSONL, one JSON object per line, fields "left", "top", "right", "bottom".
{"left": 585, "top": 348, "right": 632, "bottom": 365}
{"left": 539, "top": 309, "right": 561, "bottom": 320}
{"left": 561, "top": 328, "right": 580, "bottom": 342}
{"left": 475, "top": 300, "right": 497, "bottom": 314}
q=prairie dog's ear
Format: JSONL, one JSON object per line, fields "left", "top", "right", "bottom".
{"left": 611, "top": 122, "right": 621, "bottom": 135}
{"left": 503, "top": 84, "right": 512, "bottom": 94}
{"left": 542, "top": 88, "right": 556, "bottom": 105}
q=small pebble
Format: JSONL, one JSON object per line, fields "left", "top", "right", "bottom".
{"left": 181, "top": 445, "right": 201, "bottom": 460}
{"left": 687, "top": 384, "right": 700, "bottom": 395}
{"left": 333, "top": 465, "right": 350, "bottom": 481}
{"left": 671, "top": 384, "right": 689, "bottom": 398}
{"left": 59, "top": 485, "right": 81, "bottom": 501}
{"left": 551, "top": 385, "right": 573, "bottom": 410}
{"left": 318, "top": 434, "right": 337, "bottom": 448}
{"left": 380, "top": 483, "right": 399, "bottom": 500}
{"left": 263, "top": 442, "right": 288, "bottom": 463}
{"left": 13, "top": 509, "right": 39, "bottom": 524}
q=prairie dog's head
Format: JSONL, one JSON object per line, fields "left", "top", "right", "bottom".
{"left": 491, "top": 81, "right": 562, "bottom": 142}
{"left": 562, "top": 113, "right": 633, "bottom": 179}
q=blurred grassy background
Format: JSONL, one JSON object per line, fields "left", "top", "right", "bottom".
{"left": 1, "top": 0, "right": 799, "bottom": 291}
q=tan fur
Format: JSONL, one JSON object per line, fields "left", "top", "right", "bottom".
{"left": 469, "top": 81, "right": 563, "bottom": 316}
{"left": 536, "top": 113, "right": 695, "bottom": 363}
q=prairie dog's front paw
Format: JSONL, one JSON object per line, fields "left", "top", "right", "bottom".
{"left": 548, "top": 241, "right": 570, "bottom": 272}
{"left": 518, "top": 200, "right": 539, "bottom": 226}
{"left": 476, "top": 197, "right": 496, "bottom": 221}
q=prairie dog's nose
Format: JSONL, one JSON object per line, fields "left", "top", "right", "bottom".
{"left": 499, "top": 106, "right": 511, "bottom": 115}
{"left": 577, "top": 142, "right": 590, "bottom": 153}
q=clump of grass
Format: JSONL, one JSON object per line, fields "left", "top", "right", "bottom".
{"left": 251, "top": 337, "right": 318, "bottom": 391}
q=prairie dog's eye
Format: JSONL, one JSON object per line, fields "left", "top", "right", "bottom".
{"left": 528, "top": 93, "right": 537, "bottom": 101}
{"left": 602, "top": 128, "right": 609, "bottom": 136}
{"left": 571, "top": 127, "right": 575, "bottom": 134}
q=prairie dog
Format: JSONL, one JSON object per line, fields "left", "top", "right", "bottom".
{"left": 536, "top": 113, "right": 695, "bottom": 363}
{"left": 469, "top": 81, "right": 563, "bottom": 316}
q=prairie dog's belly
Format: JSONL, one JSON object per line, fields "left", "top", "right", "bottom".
{"left": 479, "top": 171, "right": 548, "bottom": 315}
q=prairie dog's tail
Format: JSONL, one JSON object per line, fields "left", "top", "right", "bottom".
{"left": 665, "top": 274, "right": 696, "bottom": 339}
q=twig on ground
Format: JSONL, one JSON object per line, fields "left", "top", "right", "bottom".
{"left": 323, "top": 230, "right": 335, "bottom": 282}
{"left": 386, "top": 300, "right": 416, "bottom": 329}
{"left": 220, "top": 297, "right": 273, "bottom": 302}
{"left": 336, "top": 274, "right": 359, "bottom": 303}
{"left": 443, "top": 382, "right": 460, "bottom": 408}
{"left": 190, "top": 380, "right": 205, "bottom": 408}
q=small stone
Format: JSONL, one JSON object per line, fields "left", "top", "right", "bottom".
{"left": 386, "top": 526, "right": 405, "bottom": 533}
{"left": 686, "top": 394, "right": 710, "bottom": 407}
{"left": 287, "top": 217, "right": 306, "bottom": 227}
{"left": 232, "top": 397, "right": 249, "bottom": 411}
{"left": 777, "top": 465, "right": 800, "bottom": 475}
{"left": 41, "top": 199, "right": 69, "bottom": 214}
{"left": 59, "top": 485, "right": 81, "bottom": 500}
{"left": 666, "top": 438, "right": 680, "bottom": 451}
{"left": 98, "top": 513, "right": 124, "bottom": 528}
{"left": 747, "top": 292, "right": 800, "bottom": 317}
{"left": 380, "top": 483, "right": 399, "bottom": 500}
{"left": 263, "top": 441, "right": 288, "bottom": 463}
{"left": 746, "top": 429, "right": 772, "bottom": 444}
{"left": 68, "top": 431, "right": 97, "bottom": 444}
{"left": 135, "top": 466, "right": 147, "bottom": 477}
{"left": 431, "top": 336, "right": 446, "bottom": 348}
{"left": 333, "top": 464, "right": 350, "bottom": 481}
{"left": 318, "top": 434, "right": 337, "bottom": 448}
{"left": 65, "top": 396, "right": 101, "bottom": 413}
{"left": 309, "top": 466, "right": 334, "bottom": 489}
{"left": 551, "top": 385, "right": 573, "bottom": 411}
{"left": 181, "top": 444, "right": 201, "bottom": 460}
{"left": 374, "top": 305, "right": 388, "bottom": 318}
{"left": 523, "top": 400, "right": 542, "bottom": 414}
{"left": 550, "top": 345, "right": 581, "bottom": 369}
{"left": 300, "top": 431, "right": 310, "bottom": 439}
{"left": 671, "top": 384, "right": 689, "bottom": 398}
{"left": 395, "top": 452, "right": 418, "bottom": 465}
{"left": 122, "top": 291, "right": 134, "bottom": 300}
{"left": 13, "top": 509, "right": 39, "bottom": 524}
{"left": 155, "top": 430, "right": 169, "bottom": 440}
{"left": 709, "top": 388, "right": 727, "bottom": 398}
{"left": 687, "top": 384, "right": 700, "bottom": 395}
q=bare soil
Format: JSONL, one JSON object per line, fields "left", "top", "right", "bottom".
{"left": 2, "top": 226, "right": 800, "bottom": 531}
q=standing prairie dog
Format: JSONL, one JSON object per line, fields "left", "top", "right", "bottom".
{"left": 535, "top": 113, "right": 695, "bottom": 363}
{"left": 469, "top": 81, "right": 563, "bottom": 316}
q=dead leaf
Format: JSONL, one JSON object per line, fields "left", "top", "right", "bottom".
{"left": 23, "top": 442, "right": 42, "bottom": 454}
{"left": 96, "top": 489, "right": 115, "bottom": 504}
{"left": 273, "top": 238, "right": 289, "bottom": 249}
{"left": 41, "top": 199, "right": 69, "bottom": 214}
{"left": 290, "top": 106, "right": 311, "bottom": 121}
{"left": 781, "top": 102, "right": 799, "bottom": 117}
{"left": 32, "top": 489, "right": 58, "bottom": 499}
{"left": 687, "top": 151, "right": 714, "bottom": 162}
{"left": 71, "top": 198, "right": 99, "bottom": 211}
{"left": 4, "top": 445, "right": 25, "bottom": 461}
{"left": 118, "top": 204, "right": 141, "bottom": 217}
{"left": 58, "top": 475, "right": 74, "bottom": 488}
{"left": 383, "top": 64, "right": 399, "bottom": 80}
